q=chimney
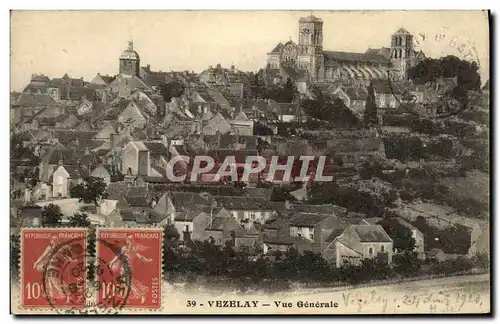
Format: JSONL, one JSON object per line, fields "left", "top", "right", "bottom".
{"left": 137, "top": 150, "right": 149, "bottom": 177}
{"left": 110, "top": 133, "right": 120, "bottom": 148}
{"left": 147, "top": 64, "right": 151, "bottom": 70}
{"left": 161, "top": 135, "right": 168, "bottom": 147}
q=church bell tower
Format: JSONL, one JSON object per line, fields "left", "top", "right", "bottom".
{"left": 297, "top": 14, "right": 324, "bottom": 82}
{"left": 390, "top": 28, "right": 414, "bottom": 80}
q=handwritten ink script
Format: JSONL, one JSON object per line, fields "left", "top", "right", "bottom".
{"left": 342, "top": 290, "right": 487, "bottom": 313}
{"left": 402, "top": 291, "right": 485, "bottom": 313}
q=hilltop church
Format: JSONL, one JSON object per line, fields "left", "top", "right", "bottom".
{"left": 266, "top": 15, "right": 425, "bottom": 84}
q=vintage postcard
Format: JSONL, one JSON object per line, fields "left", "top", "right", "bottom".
{"left": 10, "top": 10, "right": 490, "bottom": 315}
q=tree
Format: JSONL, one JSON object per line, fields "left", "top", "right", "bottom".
{"left": 41, "top": 203, "right": 63, "bottom": 226}
{"left": 10, "top": 235, "right": 20, "bottom": 279}
{"left": 282, "top": 77, "right": 296, "bottom": 103}
{"left": 69, "top": 211, "right": 91, "bottom": 227}
{"left": 393, "top": 251, "right": 422, "bottom": 276}
{"left": 70, "top": 176, "right": 108, "bottom": 205}
{"left": 408, "top": 55, "right": 481, "bottom": 103}
{"left": 378, "top": 218, "right": 416, "bottom": 253}
{"left": 164, "top": 224, "right": 180, "bottom": 242}
{"left": 158, "top": 81, "right": 185, "bottom": 103}
{"left": 364, "top": 83, "right": 378, "bottom": 126}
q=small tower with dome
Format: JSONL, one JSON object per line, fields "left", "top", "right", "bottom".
{"left": 119, "top": 38, "right": 140, "bottom": 76}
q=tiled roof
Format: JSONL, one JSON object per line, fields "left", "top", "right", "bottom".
{"left": 212, "top": 196, "right": 273, "bottom": 211}
{"left": 206, "top": 149, "right": 259, "bottom": 164}
{"left": 205, "top": 216, "right": 239, "bottom": 231}
{"left": 291, "top": 204, "right": 338, "bottom": 215}
{"left": 269, "top": 43, "right": 283, "bottom": 54}
{"left": 100, "top": 75, "right": 115, "bottom": 84}
{"left": 143, "top": 141, "right": 168, "bottom": 157}
{"left": 242, "top": 187, "right": 272, "bottom": 199}
{"left": 61, "top": 164, "right": 88, "bottom": 179}
{"left": 31, "top": 74, "right": 51, "bottom": 83}
{"left": 267, "top": 201, "right": 290, "bottom": 214}
{"left": 16, "top": 93, "right": 57, "bottom": 106}
{"left": 324, "top": 51, "right": 389, "bottom": 64}
{"left": 290, "top": 213, "right": 330, "bottom": 227}
{"left": 174, "top": 210, "right": 205, "bottom": 222}
{"left": 395, "top": 28, "right": 410, "bottom": 34}
{"left": 345, "top": 87, "right": 368, "bottom": 100}
{"left": 125, "top": 196, "right": 150, "bottom": 207}
{"left": 120, "top": 210, "right": 136, "bottom": 222}
{"left": 352, "top": 225, "right": 392, "bottom": 242}
{"left": 263, "top": 233, "right": 295, "bottom": 245}
{"left": 68, "top": 87, "right": 96, "bottom": 101}
{"left": 170, "top": 192, "right": 212, "bottom": 210}
{"left": 126, "top": 186, "right": 148, "bottom": 198}
{"left": 299, "top": 15, "right": 322, "bottom": 22}
{"left": 325, "top": 228, "right": 345, "bottom": 242}
{"left": 129, "top": 141, "right": 148, "bottom": 151}
{"left": 105, "top": 182, "right": 130, "bottom": 200}
{"left": 18, "top": 205, "right": 43, "bottom": 219}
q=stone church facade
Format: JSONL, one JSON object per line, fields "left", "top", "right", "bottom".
{"left": 267, "top": 15, "right": 425, "bottom": 84}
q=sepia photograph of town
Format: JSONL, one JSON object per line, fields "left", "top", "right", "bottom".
{"left": 9, "top": 10, "right": 490, "bottom": 315}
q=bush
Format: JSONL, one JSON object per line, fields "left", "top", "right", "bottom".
{"left": 393, "top": 252, "right": 422, "bottom": 277}
{"left": 10, "top": 235, "right": 20, "bottom": 280}
{"left": 428, "top": 257, "right": 474, "bottom": 275}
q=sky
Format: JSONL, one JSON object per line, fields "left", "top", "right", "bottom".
{"left": 10, "top": 10, "right": 490, "bottom": 92}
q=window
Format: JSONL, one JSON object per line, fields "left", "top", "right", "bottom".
{"left": 309, "top": 233, "right": 314, "bottom": 240}
{"left": 381, "top": 245, "right": 385, "bottom": 252}
{"left": 369, "top": 247, "right": 373, "bottom": 255}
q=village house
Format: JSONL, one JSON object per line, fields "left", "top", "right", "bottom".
{"left": 198, "top": 63, "right": 252, "bottom": 100}
{"left": 468, "top": 223, "right": 490, "bottom": 258}
{"left": 362, "top": 217, "right": 425, "bottom": 257}
{"left": 52, "top": 164, "right": 88, "bottom": 197}
{"left": 90, "top": 164, "right": 123, "bottom": 185}
{"left": 268, "top": 102, "right": 302, "bottom": 123}
{"left": 121, "top": 141, "right": 164, "bottom": 177}
{"left": 288, "top": 213, "right": 346, "bottom": 250}
{"left": 150, "top": 191, "right": 212, "bottom": 226}
{"left": 371, "top": 79, "right": 401, "bottom": 112}
{"left": 228, "top": 111, "right": 254, "bottom": 135}
{"left": 322, "top": 224, "right": 393, "bottom": 267}
{"left": 211, "top": 196, "right": 275, "bottom": 227}
{"left": 332, "top": 86, "right": 367, "bottom": 120}
{"left": 39, "top": 146, "right": 99, "bottom": 183}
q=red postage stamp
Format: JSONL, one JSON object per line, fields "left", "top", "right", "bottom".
{"left": 21, "top": 228, "right": 87, "bottom": 309}
{"left": 96, "top": 228, "right": 163, "bottom": 309}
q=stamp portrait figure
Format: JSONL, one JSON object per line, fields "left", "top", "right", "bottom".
{"left": 109, "top": 234, "right": 153, "bottom": 304}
